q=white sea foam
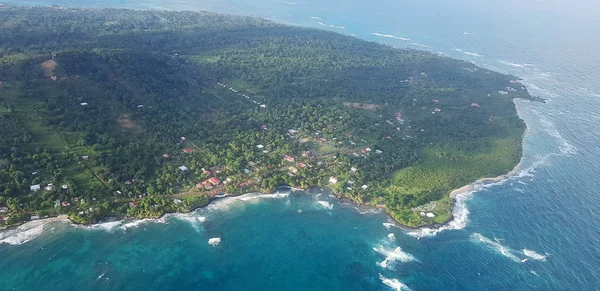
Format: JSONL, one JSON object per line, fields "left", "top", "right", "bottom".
{"left": 407, "top": 189, "right": 471, "bottom": 238}
{"left": 317, "top": 201, "right": 333, "bottom": 210}
{"left": 410, "top": 43, "right": 428, "bottom": 48}
{"left": 530, "top": 270, "right": 539, "bottom": 277}
{"left": 378, "top": 274, "right": 412, "bottom": 291}
{"left": 168, "top": 214, "right": 206, "bottom": 231}
{"left": 523, "top": 249, "right": 547, "bottom": 261}
{"left": 208, "top": 237, "right": 221, "bottom": 246}
{"left": 205, "top": 192, "right": 290, "bottom": 212}
{"left": 373, "top": 244, "right": 417, "bottom": 270}
{"left": 470, "top": 233, "right": 522, "bottom": 262}
{"left": 463, "top": 51, "right": 482, "bottom": 57}
{"left": 498, "top": 60, "right": 527, "bottom": 68}
{"left": 118, "top": 218, "right": 164, "bottom": 230}
{"left": 316, "top": 21, "right": 345, "bottom": 29}
{"left": 310, "top": 16, "right": 322, "bottom": 20}
{"left": 83, "top": 220, "right": 121, "bottom": 231}
{"left": 354, "top": 207, "right": 381, "bottom": 215}
{"left": 372, "top": 33, "right": 410, "bottom": 41}
{"left": 0, "top": 217, "right": 67, "bottom": 245}
{"left": 383, "top": 222, "right": 398, "bottom": 230}
{"left": 387, "top": 233, "right": 396, "bottom": 241}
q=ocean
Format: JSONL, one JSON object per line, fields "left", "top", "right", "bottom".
{"left": 1, "top": 0, "right": 599, "bottom": 290}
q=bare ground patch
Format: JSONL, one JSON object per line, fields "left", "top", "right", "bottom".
{"left": 117, "top": 113, "right": 136, "bottom": 129}
{"left": 40, "top": 60, "right": 57, "bottom": 77}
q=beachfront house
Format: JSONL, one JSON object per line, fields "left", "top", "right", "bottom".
{"left": 329, "top": 176, "right": 338, "bottom": 184}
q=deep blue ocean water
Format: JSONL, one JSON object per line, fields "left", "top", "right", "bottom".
{"left": 1, "top": 0, "right": 599, "bottom": 290}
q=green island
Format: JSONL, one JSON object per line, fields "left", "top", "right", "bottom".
{"left": 0, "top": 6, "right": 534, "bottom": 228}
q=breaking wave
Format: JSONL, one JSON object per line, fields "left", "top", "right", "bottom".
{"left": 388, "top": 233, "right": 396, "bottom": 241}
{"left": 379, "top": 274, "right": 412, "bottom": 291}
{"left": 523, "top": 249, "right": 547, "bottom": 261}
{"left": 0, "top": 217, "right": 68, "bottom": 245}
{"left": 317, "top": 200, "right": 334, "bottom": 210}
{"left": 372, "top": 33, "right": 410, "bottom": 41}
{"left": 315, "top": 21, "right": 345, "bottom": 29}
{"left": 373, "top": 244, "right": 417, "bottom": 270}
{"left": 208, "top": 237, "right": 221, "bottom": 246}
{"left": 470, "top": 233, "right": 522, "bottom": 262}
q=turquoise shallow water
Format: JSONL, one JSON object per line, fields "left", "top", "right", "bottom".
{"left": 1, "top": 0, "right": 600, "bottom": 290}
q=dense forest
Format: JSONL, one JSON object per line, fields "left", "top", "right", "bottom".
{"left": 0, "top": 6, "right": 532, "bottom": 227}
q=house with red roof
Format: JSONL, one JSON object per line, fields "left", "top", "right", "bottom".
{"left": 163, "top": 153, "right": 169, "bottom": 158}
{"left": 297, "top": 163, "right": 306, "bottom": 168}
{"left": 432, "top": 99, "right": 440, "bottom": 103}
{"left": 129, "top": 201, "right": 138, "bottom": 208}
{"left": 61, "top": 201, "right": 70, "bottom": 207}
{"left": 283, "top": 155, "right": 295, "bottom": 162}
{"left": 208, "top": 177, "right": 221, "bottom": 186}
{"left": 471, "top": 103, "right": 480, "bottom": 107}
{"left": 183, "top": 148, "right": 193, "bottom": 153}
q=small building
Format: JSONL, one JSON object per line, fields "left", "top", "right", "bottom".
{"left": 178, "top": 166, "right": 189, "bottom": 171}
{"left": 283, "top": 155, "right": 295, "bottom": 162}
{"left": 260, "top": 104, "right": 267, "bottom": 108}
{"left": 31, "top": 215, "right": 40, "bottom": 220}
{"left": 44, "top": 184, "right": 54, "bottom": 191}
{"left": 61, "top": 201, "right": 70, "bottom": 207}
{"left": 471, "top": 102, "right": 480, "bottom": 108}
{"left": 0, "top": 207, "right": 8, "bottom": 213}
{"left": 301, "top": 151, "right": 310, "bottom": 157}
{"left": 62, "top": 184, "right": 68, "bottom": 190}
{"left": 329, "top": 176, "right": 338, "bottom": 184}
{"left": 375, "top": 150, "right": 383, "bottom": 154}
{"left": 361, "top": 185, "right": 369, "bottom": 190}
{"left": 80, "top": 102, "right": 88, "bottom": 106}
{"left": 256, "top": 144, "right": 264, "bottom": 149}
{"left": 163, "top": 153, "right": 170, "bottom": 158}
{"left": 1, "top": 216, "right": 8, "bottom": 222}
{"left": 137, "top": 105, "right": 144, "bottom": 108}
{"left": 181, "top": 136, "right": 187, "bottom": 141}
{"left": 260, "top": 125, "right": 267, "bottom": 130}
{"left": 173, "top": 199, "right": 183, "bottom": 204}
{"left": 347, "top": 181, "right": 354, "bottom": 185}
{"left": 183, "top": 148, "right": 193, "bottom": 153}
{"left": 32, "top": 171, "right": 38, "bottom": 175}
{"left": 297, "top": 163, "right": 307, "bottom": 168}
{"left": 426, "top": 212, "right": 435, "bottom": 218}
{"left": 203, "top": 169, "right": 211, "bottom": 176}
{"left": 350, "top": 167, "right": 358, "bottom": 173}
{"left": 385, "top": 136, "right": 392, "bottom": 140}
{"left": 30, "top": 184, "right": 41, "bottom": 192}
{"left": 81, "top": 156, "right": 89, "bottom": 160}
{"left": 196, "top": 183, "right": 204, "bottom": 188}
{"left": 208, "top": 177, "right": 221, "bottom": 186}
{"left": 129, "top": 201, "right": 138, "bottom": 208}
{"left": 432, "top": 99, "right": 440, "bottom": 103}
{"left": 243, "top": 169, "right": 251, "bottom": 174}
{"left": 288, "top": 167, "right": 298, "bottom": 174}
{"left": 434, "top": 108, "right": 441, "bottom": 112}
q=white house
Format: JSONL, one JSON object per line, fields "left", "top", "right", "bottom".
{"left": 30, "top": 184, "right": 41, "bottom": 192}
{"left": 80, "top": 102, "right": 88, "bottom": 106}
{"left": 173, "top": 199, "right": 183, "bottom": 204}
{"left": 178, "top": 166, "right": 189, "bottom": 171}
{"left": 329, "top": 176, "right": 338, "bottom": 184}
{"left": 361, "top": 185, "right": 369, "bottom": 190}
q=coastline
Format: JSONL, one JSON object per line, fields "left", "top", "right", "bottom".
{"left": 1, "top": 100, "right": 530, "bottom": 243}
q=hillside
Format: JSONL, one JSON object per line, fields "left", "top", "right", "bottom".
{"left": 0, "top": 6, "right": 531, "bottom": 227}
